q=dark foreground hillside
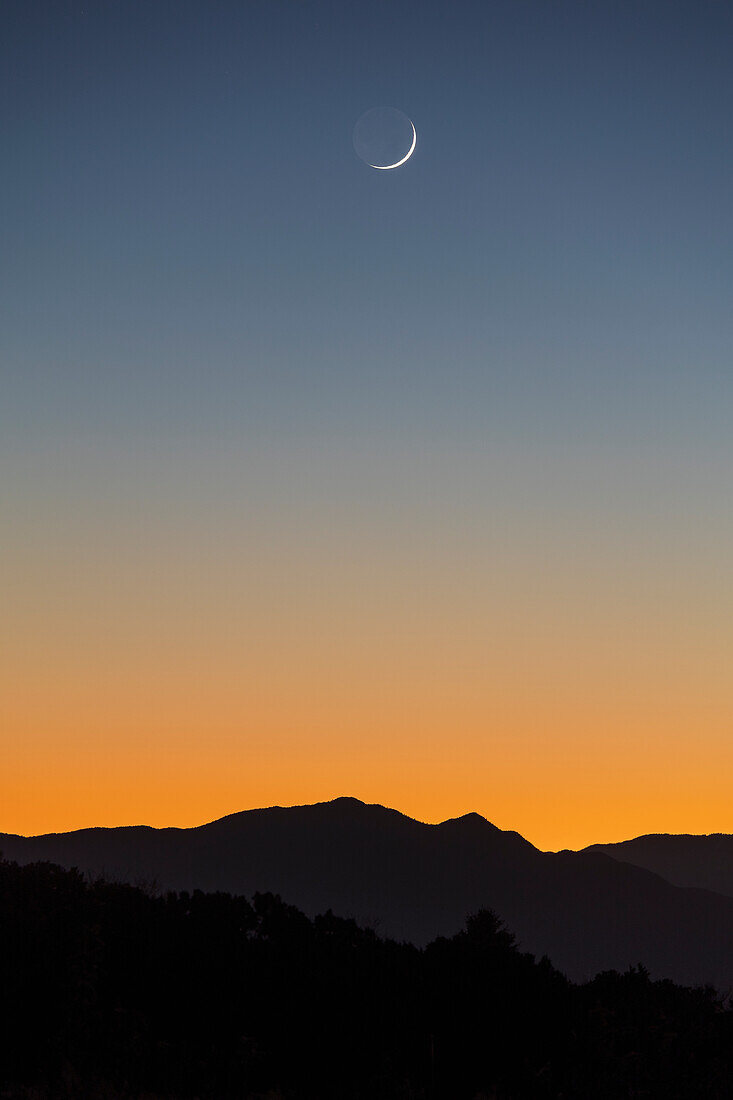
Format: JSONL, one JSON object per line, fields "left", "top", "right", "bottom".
{"left": 1, "top": 859, "right": 731, "bottom": 1099}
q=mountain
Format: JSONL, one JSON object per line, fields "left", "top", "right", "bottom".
{"left": 584, "top": 833, "right": 733, "bottom": 899}
{"left": 4, "top": 797, "right": 733, "bottom": 990}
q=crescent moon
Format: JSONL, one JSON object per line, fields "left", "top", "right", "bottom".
{"left": 369, "top": 121, "right": 417, "bottom": 170}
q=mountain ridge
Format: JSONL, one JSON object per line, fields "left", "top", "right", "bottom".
{"left": 4, "top": 797, "right": 733, "bottom": 990}
{"left": 585, "top": 832, "right": 733, "bottom": 899}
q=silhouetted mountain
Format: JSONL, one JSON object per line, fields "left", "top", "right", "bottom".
{"left": 585, "top": 833, "right": 733, "bottom": 898}
{"left": 4, "top": 797, "right": 733, "bottom": 990}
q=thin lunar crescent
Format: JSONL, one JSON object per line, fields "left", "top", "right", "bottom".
{"left": 370, "top": 121, "right": 417, "bottom": 170}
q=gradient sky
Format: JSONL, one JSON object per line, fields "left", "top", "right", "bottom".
{"left": 3, "top": 0, "right": 733, "bottom": 850}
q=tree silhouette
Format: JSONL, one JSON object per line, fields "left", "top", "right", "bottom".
{"left": 1, "top": 858, "right": 732, "bottom": 1099}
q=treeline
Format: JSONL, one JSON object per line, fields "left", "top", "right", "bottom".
{"left": 0, "top": 858, "right": 731, "bottom": 1099}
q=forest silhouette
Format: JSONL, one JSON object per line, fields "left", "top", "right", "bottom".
{"left": 1, "top": 857, "right": 732, "bottom": 1099}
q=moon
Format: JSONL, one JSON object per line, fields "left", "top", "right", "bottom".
{"left": 353, "top": 107, "right": 417, "bottom": 171}
{"left": 369, "top": 121, "right": 417, "bottom": 170}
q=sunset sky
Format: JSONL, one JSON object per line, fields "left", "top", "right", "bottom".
{"left": 3, "top": 0, "right": 733, "bottom": 851}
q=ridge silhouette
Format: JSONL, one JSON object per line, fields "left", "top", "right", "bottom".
{"left": 586, "top": 832, "right": 733, "bottom": 898}
{"left": 4, "top": 797, "right": 733, "bottom": 989}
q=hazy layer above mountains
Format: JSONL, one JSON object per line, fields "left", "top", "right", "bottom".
{"left": 4, "top": 796, "right": 733, "bottom": 990}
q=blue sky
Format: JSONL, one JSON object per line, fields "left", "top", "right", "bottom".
{"left": 4, "top": 0, "right": 732, "bottom": 443}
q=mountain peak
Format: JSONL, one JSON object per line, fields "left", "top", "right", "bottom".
{"left": 436, "top": 811, "right": 538, "bottom": 852}
{"left": 443, "top": 810, "right": 494, "bottom": 827}
{"left": 436, "top": 811, "right": 498, "bottom": 835}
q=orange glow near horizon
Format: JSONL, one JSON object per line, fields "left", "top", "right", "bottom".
{"left": 5, "top": 441, "right": 733, "bottom": 853}
{"left": 5, "top": 584, "right": 733, "bottom": 850}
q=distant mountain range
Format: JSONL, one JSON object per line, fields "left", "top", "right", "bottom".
{"left": 584, "top": 833, "right": 733, "bottom": 898}
{"left": 3, "top": 797, "right": 733, "bottom": 991}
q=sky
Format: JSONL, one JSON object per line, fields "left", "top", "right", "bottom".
{"left": 2, "top": 0, "right": 733, "bottom": 850}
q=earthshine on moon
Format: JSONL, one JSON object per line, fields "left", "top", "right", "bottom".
{"left": 353, "top": 107, "right": 417, "bottom": 170}
{"left": 370, "top": 121, "right": 416, "bottom": 170}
